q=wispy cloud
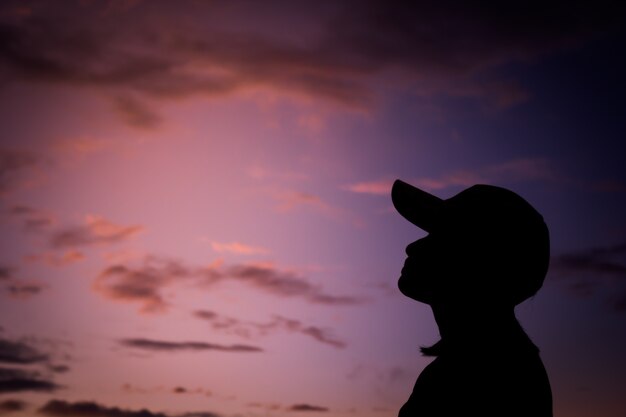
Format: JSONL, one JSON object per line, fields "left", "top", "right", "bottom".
{"left": 345, "top": 158, "right": 559, "bottom": 195}
{"left": 289, "top": 404, "right": 329, "bottom": 412}
{"left": 4, "top": 282, "right": 43, "bottom": 299}
{"left": 551, "top": 242, "right": 626, "bottom": 312}
{"left": 0, "top": 266, "right": 13, "bottom": 281}
{"left": 119, "top": 338, "right": 262, "bottom": 353}
{"left": 50, "top": 215, "right": 143, "bottom": 249}
{"left": 0, "top": 367, "right": 59, "bottom": 394}
{"left": 0, "top": 398, "right": 27, "bottom": 413}
{"left": 0, "top": 148, "right": 41, "bottom": 196}
{"left": 24, "top": 250, "right": 85, "bottom": 267}
{"left": 193, "top": 310, "right": 346, "bottom": 349}
{"left": 0, "top": 266, "right": 45, "bottom": 300}
{"left": 342, "top": 180, "right": 393, "bottom": 196}
{"left": 271, "top": 189, "right": 361, "bottom": 226}
{"left": 54, "top": 137, "right": 111, "bottom": 157}
{"left": 39, "top": 400, "right": 168, "bottom": 417}
{"left": 113, "top": 95, "right": 162, "bottom": 130}
{"left": 94, "top": 256, "right": 363, "bottom": 314}
{"left": 0, "top": 337, "right": 49, "bottom": 364}
{"left": 7, "top": 205, "right": 56, "bottom": 232}
{"left": 39, "top": 398, "right": 224, "bottom": 417}
{"left": 208, "top": 241, "right": 269, "bottom": 256}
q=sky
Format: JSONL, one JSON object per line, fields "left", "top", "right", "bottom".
{"left": 0, "top": 1, "right": 625, "bottom": 416}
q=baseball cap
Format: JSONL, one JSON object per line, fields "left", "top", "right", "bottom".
{"left": 391, "top": 179, "right": 550, "bottom": 305}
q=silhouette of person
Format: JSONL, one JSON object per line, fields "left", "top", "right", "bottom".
{"left": 391, "top": 180, "right": 552, "bottom": 417}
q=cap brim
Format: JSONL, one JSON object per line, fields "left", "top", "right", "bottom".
{"left": 391, "top": 179, "right": 443, "bottom": 232}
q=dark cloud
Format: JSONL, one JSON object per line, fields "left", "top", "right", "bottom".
{"left": 289, "top": 404, "right": 329, "bottom": 412}
{"left": 0, "top": 337, "right": 48, "bottom": 364}
{"left": 39, "top": 399, "right": 223, "bottom": 417}
{"left": 0, "top": 266, "right": 12, "bottom": 281}
{"left": 0, "top": 148, "right": 40, "bottom": 195}
{"left": 552, "top": 242, "right": 626, "bottom": 277}
{"left": 551, "top": 242, "right": 626, "bottom": 312}
{"left": 1, "top": 1, "right": 623, "bottom": 127}
{"left": 48, "top": 364, "right": 70, "bottom": 374}
{"left": 0, "top": 367, "right": 59, "bottom": 393}
{"left": 113, "top": 95, "right": 162, "bottom": 130}
{"left": 38, "top": 400, "right": 168, "bottom": 417}
{"left": 0, "top": 335, "right": 68, "bottom": 392}
{"left": 7, "top": 204, "right": 55, "bottom": 232}
{"left": 0, "top": 398, "right": 27, "bottom": 413}
{"left": 221, "top": 263, "right": 362, "bottom": 306}
{"left": 4, "top": 283, "right": 43, "bottom": 298}
{"left": 49, "top": 215, "right": 143, "bottom": 249}
{"left": 94, "top": 256, "right": 363, "bottom": 313}
{"left": 0, "top": 264, "right": 45, "bottom": 299}
{"left": 179, "top": 414, "right": 220, "bottom": 417}
{"left": 119, "top": 338, "right": 263, "bottom": 353}
{"left": 193, "top": 310, "right": 346, "bottom": 348}
{"left": 94, "top": 258, "right": 194, "bottom": 313}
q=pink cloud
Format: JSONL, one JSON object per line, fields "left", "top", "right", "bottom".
{"left": 93, "top": 256, "right": 364, "bottom": 314}
{"left": 342, "top": 180, "right": 393, "bottom": 196}
{"left": 24, "top": 250, "right": 85, "bottom": 267}
{"left": 50, "top": 215, "right": 143, "bottom": 249}
{"left": 208, "top": 241, "right": 269, "bottom": 256}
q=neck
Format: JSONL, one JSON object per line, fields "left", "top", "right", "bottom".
{"left": 431, "top": 302, "right": 520, "bottom": 341}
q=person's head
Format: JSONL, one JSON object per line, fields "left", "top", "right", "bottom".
{"left": 392, "top": 180, "right": 549, "bottom": 308}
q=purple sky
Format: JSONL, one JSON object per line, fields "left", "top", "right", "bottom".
{"left": 0, "top": 1, "right": 625, "bottom": 417}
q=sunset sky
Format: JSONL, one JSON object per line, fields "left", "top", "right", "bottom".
{"left": 1, "top": 1, "right": 625, "bottom": 417}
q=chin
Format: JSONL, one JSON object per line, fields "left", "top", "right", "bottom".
{"left": 398, "top": 274, "right": 431, "bottom": 304}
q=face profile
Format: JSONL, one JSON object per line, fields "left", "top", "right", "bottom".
{"left": 391, "top": 179, "right": 553, "bottom": 417}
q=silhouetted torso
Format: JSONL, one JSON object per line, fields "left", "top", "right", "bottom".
{"left": 399, "top": 323, "right": 552, "bottom": 417}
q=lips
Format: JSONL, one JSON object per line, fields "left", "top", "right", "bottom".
{"left": 401, "top": 258, "right": 415, "bottom": 275}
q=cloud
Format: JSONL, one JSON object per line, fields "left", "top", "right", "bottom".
{"left": 345, "top": 157, "right": 560, "bottom": 195}
{"left": 274, "top": 191, "right": 336, "bottom": 214}
{"left": 0, "top": 367, "right": 59, "bottom": 393}
{"left": 7, "top": 204, "right": 55, "bottom": 232}
{"left": 24, "top": 250, "right": 85, "bottom": 267}
{"left": 119, "top": 338, "right": 262, "bottom": 353}
{"left": 0, "top": 148, "right": 40, "bottom": 195}
{"left": 0, "top": 337, "right": 49, "bottom": 364}
{"left": 94, "top": 256, "right": 363, "bottom": 313}
{"left": 209, "top": 241, "right": 269, "bottom": 256}
{"left": 93, "top": 257, "right": 194, "bottom": 313}
{"left": 0, "top": 266, "right": 13, "bottom": 281}
{"left": 551, "top": 242, "right": 626, "bottom": 312}
{"left": 121, "top": 383, "right": 211, "bottom": 397}
{"left": 193, "top": 310, "right": 346, "bottom": 348}
{"left": 221, "top": 262, "right": 363, "bottom": 305}
{"left": 342, "top": 180, "right": 393, "bottom": 196}
{"left": 0, "top": 335, "right": 70, "bottom": 391}
{"left": 112, "top": 95, "right": 162, "bottom": 130}
{"left": 0, "top": 398, "right": 27, "bottom": 413}
{"left": 4, "top": 282, "right": 43, "bottom": 299}
{"left": 54, "top": 137, "right": 110, "bottom": 155}
{"left": 0, "top": 265, "right": 45, "bottom": 299}
{"left": 50, "top": 215, "right": 143, "bottom": 249}
{"left": 5, "top": 2, "right": 616, "bottom": 125}
{"left": 38, "top": 400, "right": 167, "bottom": 417}
{"left": 39, "top": 399, "right": 223, "bottom": 417}
{"left": 270, "top": 189, "right": 362, "bottom": 226}
{"left": 288, "top": 404, "right": 329, "bottom": 412}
